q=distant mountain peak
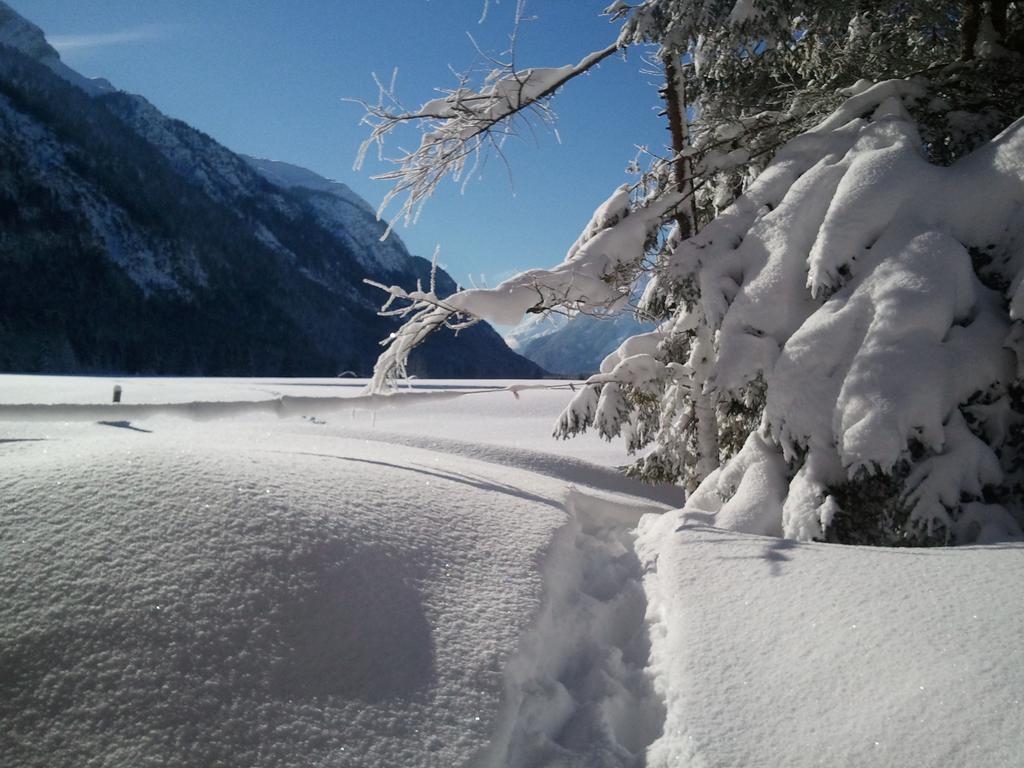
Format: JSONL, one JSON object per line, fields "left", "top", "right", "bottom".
{"left": 242, "top": 156, "right": 370, "bottom": 209}
{"left": 0, "top": 1, "right": 113, "bottom": 94}
{"left": 0, "top": 2, "right": 57, "bottom": 62}
{"left": 243, "top": 155, "right": 413, "bottom": 273}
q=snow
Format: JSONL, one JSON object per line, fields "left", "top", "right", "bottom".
{"left": 476, "top": 491, "right": 665, "bottom": 767}
{"left": 0, "top": 376, "right": 1019, "bottom": 765}
{"left": 638, "top": 513, "right": 1024, "bottom": 768}
{"left": 0, "top": 376, "right": 675, "bottom": 768}
{"left": 2, "top": 424, "right": 560, "bottom": 766}
{"left": 0, "top": 377, "right": 649, "bottom": 471}
{"left": 689, "top": 430, "right": 788, "bottom": 537}
{"left": 2, "top": 375, "right": 1023, "bottom": 766}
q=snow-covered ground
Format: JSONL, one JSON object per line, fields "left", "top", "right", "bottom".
{"left": 1, "top": 376, "right": 1022, "bottom": 767}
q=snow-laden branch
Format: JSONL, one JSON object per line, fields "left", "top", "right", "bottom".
{"left": 353, "top": 41, "right": 620, "bottom": 232}
{"left": 365, "top": 187, "right": 682, "bottom": 392}
{"left": 360, "top": 96, "right": 798, "bottom": 395}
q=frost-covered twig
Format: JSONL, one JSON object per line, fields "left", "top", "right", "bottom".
{"left": 352, "top": 40, "right": 621, "bottom": 232}
{"left": 363, "top": 268, "right": 483, "bottom": 393}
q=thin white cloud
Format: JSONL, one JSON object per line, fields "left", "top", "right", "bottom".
{"left": 49, "top": 24, "right": 178, "bottom": 52}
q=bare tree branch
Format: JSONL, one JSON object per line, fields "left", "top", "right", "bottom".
{"left": 351, "top": 40, "right": 622, "bottom": 234}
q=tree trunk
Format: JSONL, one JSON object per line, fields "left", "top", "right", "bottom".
{"left": 691, "top": 323, "right": 721, "bottom": 486}
{"left": 662, "top": 53, "right": 720, "bottom": 485}
{"left": 991, "top": 0, "right": 1009, "bottom": 41}
{"left": 661, "top": 53, "right": 695, "bottom": 240}
{"left": 962, "top": 0, "right": 982, "bottom": 60}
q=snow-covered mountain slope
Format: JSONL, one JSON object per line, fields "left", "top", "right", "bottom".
{"left": 507, "top": 311, "right": 657, "bottom": 376}
{"left": 504, "top": 311, "right": 570, "bottom": 351}
{"left": 243, "top": 156, "right": 411, "bottom": 273}
{"left": 243, "top": 156, "right": 371, "bottom": 205}
{"left": 0, "top": 2, "right": 112, "bottom": 95}
{"left": 0, "top": 2, "right": 543, "bottom": 378}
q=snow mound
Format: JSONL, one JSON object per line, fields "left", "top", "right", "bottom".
{"left": 0, "top": 427, "right": 569, "bottom": 767}
{"left": 637, "top": 512, "right": 1024, "bottom": 768}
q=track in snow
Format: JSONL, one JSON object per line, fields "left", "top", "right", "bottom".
{"left": 473, "top": 489, "right": 666, "bottom": 768}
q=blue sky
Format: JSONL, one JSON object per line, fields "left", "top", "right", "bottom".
{"left": 10, "top": 1, "right": 667, "bottom": 287}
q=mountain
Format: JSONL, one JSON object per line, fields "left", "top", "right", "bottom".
{"left": 0, "top": 4, "right": 114, "bottom": 96}
{"left": 506, "top": 311, "right": 656, "bottom": 377}
{"left": 0, "top": 3, "right": 544, "bottom": 378}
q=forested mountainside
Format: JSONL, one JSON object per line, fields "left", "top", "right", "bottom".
{"left": 0, "top": 4, "right": 543, "bottom": 378}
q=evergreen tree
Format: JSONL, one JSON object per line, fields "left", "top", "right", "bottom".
{"left": 359, "top": 1, "right": 1024, "bottom": 544}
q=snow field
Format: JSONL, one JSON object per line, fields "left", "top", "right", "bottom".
{"left": 0, "top": 376, "right": 640, "bottom": 470}
{"left": 2, "top": 376, "right": 1023, "bottom": 766}
{"left": 0, "top": 378, "right": 675, "bottom": 767}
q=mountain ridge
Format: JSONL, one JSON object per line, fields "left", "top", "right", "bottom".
{"left": 0, "top": 2, "right": 544, "bottom": 378}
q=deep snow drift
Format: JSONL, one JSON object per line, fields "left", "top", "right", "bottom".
{"left": 1, "top": 376, "right": 1022, "bottom": 767}
{"left": 639, "top": 511, "right": 1024, "bottom": 768}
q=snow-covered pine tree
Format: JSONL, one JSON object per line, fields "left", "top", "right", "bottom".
{"left": 358, "top": 1, "right": 1024, "bottom": 545}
